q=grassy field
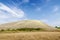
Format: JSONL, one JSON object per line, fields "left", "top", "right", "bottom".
{"left": 0, "top": 32, "right": 60, "bottom": 40}
{"left": 0, "top": 20, "right": 60, "bottom": 40}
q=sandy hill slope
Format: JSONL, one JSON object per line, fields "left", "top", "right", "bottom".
{"left": 0, "top": 20, "right": 56, "bottom": 30}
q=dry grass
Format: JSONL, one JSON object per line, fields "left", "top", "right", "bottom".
{"left": 0, "top": 20, "right": 56, "bottom": 30}
{"left": 0, "top": 32, "right": 60, "bottom": 40}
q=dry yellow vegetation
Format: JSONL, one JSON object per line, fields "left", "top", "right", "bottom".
{"left": 0, "top": 20, "right": 56, "bottom": 31}
{"left": 0, "top": 32, "right": 60, "bottom": 40}
{"left": 0, "top": 20, "right": 59, "bottom": 40}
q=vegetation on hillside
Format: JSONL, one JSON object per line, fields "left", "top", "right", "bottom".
{"left": 0, "top": 20, "right": 55, "bottom": 30}
{"left": 0, "top": 28, "right": 45, "bottom": 32}
{"left": 55, "top": 26, "right": 60, "bottom": 29}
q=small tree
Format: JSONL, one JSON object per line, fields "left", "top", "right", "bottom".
{"left": 0, "top": 29, "right": 4, "bottom": 31}
{"left": 7, "top": 28, "right": 11, "bottom": 31}
{"left": 55, "top": 26, "right": 60, "bottom": 29}
{"left": 11, "top": 29, "right": 16, "bottom": 31}
{"left": 55, "top": 26, "right": 58, "bottom": 28}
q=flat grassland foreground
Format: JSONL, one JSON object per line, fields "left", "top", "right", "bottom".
{"left": 0, "top": 32, "right": 60, "bottom": 40}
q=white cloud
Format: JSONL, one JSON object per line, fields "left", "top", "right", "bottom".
{"left": 50, "top": 21, "right": 60, "bottom": 26}
{"left": 0, "top": 3, "right": 25, "bottom": 18}
{"left": 31, "top": 3, "right": 36, "bottom": 6}
{"left": 0, "top": 14, "right": 8, "bottom": 19}
{"left": 0, "top": 3, "right": 28, "bottom": 24}
{"left": 0, "top": 10, "right": 9, "bottom": 19}
{"left": 36, "top": 7, "right": 41, "bottom": 11}
{"left": 11, "top": 7, "right": 25, "bottom": 18}
{"left": 53, "top": 6, "right": 59, "bottom": 12}
{"left": 23, "top": 0, "right": 29, "bottom": 3}
{"left": 41, "top": 19, "right": 60, "bottom": 27}
{"left": 46, "top": 0, "right": 50, "bottom": 2}
{"left": 40, "top": 19, "right": 48, "bottom": 23}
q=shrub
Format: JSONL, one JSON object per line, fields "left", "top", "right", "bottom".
{"left": 11, "top": 29, "right": 16, "bottom": 31}
{"left": 0, "top": 29, "right": 5, "bottom": 31}
{"left": 16, "top": 28, "right": 43, "bottom": 31}
{"left": 55, "top": 26, "right": 60, "bottom": 29}
{"left": 7, "top": 29, "right": 11, "bottom": 31}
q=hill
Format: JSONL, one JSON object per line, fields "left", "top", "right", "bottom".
{"left": 0, "top": 20, "right": 56, "bottom": 31}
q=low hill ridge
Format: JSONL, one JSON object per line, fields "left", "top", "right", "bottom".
{"left": 0, "top": 20, "right": 56, "bottom": 31}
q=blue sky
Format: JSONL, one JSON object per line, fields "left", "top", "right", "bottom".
{"left": 0, "top": 0, "right": 60, "bottom": 26}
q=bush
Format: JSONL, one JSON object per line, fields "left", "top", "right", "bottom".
{"left": 11, "top": 29, "right": 16, "bottom": 31}
{"left": 16, "top": 28, "right": 43, "bottom": 31}
{"left": 0, "top": 29, "right": 4, "bottom": 31}
{"left": 7, "top": 29, "right": 11, "bottom": 31}
{"left": 0, "top": 28, "right": 44, "bottom": 32}
{"left": 55, "top": 26, "right": 60, "bottom": 29}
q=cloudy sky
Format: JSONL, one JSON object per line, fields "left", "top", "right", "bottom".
{"left": 0, "top": 0, "right": 60, "bottom": 26}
